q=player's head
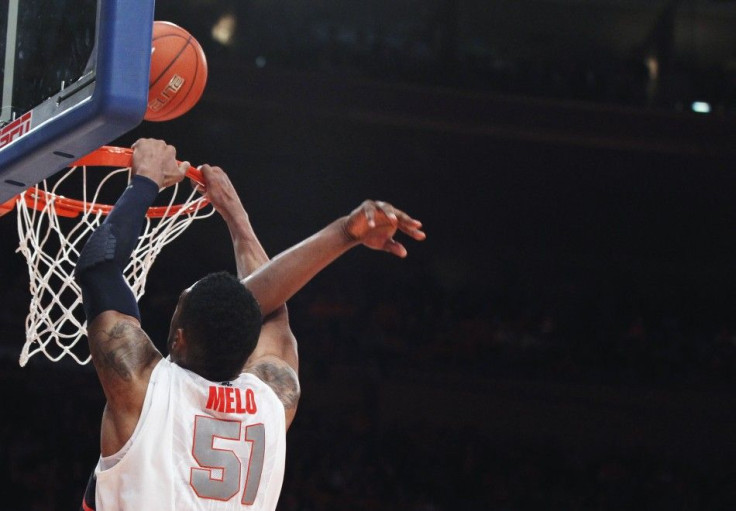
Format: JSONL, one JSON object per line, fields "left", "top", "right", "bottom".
{"left": 168, "top": 271, "right": 262, "bottom": 381}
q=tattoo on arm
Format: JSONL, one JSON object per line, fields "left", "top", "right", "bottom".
{"left": 90, "top": 321, "right": 158, "bottom": 381}
{"left": 250, "top": 362, "right": 301, "bottom": 412}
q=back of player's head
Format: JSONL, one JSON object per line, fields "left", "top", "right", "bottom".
{"left": 179, "top": 271, "right": 262, "bottom": 381}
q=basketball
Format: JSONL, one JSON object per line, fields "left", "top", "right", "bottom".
{"left": 145, "top": 21, "right": 208, "bottom": 122}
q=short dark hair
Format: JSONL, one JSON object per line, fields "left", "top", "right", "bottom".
{"left": 179, "top": 271, "right": 262, "bottom": 382}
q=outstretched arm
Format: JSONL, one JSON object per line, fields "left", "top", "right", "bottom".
{"left": 196, "top": 166, "right": 426, "bottom": 311}
{"left": 76, "top": 138, "right": 187, "bottom": 456}
{"left": 197, "top": 165, "right": 300, "bottom": 429}
{"left": 243, "top": 200, "right": 426, "bottom": 316}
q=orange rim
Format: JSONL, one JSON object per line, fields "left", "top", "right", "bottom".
{"left": 3, "top": 146, "right": 209, "bottom": 219}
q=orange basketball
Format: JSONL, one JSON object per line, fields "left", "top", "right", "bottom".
{"left": 145, "top": 21, "right": 208, "bottom": 122}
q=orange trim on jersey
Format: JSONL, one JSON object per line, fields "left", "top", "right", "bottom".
{"left": 82, "top": 499, "right": 95, "bottom": 511}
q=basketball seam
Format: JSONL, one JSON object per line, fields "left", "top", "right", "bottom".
{"left": 149, "top": 34, "right": 194, "bottom": 88}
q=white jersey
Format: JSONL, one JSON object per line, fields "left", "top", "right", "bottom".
{"left": 94, "top": 358, "right": 287, "bottom": 511}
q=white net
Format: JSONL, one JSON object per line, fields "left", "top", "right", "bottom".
{"left": 14, "top": 158, "right": 215, "bottom": 366}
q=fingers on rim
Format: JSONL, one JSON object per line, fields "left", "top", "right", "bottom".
{"left": 191, "top": 179, "right": 205, "bottom": 193}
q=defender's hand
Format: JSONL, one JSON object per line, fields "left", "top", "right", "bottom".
{"left": 343, "top": 200, "right": 425, "bottom": 258}
{"left": 131, "top": 138, "right": 187, "bottom": 189}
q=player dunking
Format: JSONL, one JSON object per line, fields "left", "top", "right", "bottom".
{"left": 76, "top": 138, "right": 425, "bottom": 510}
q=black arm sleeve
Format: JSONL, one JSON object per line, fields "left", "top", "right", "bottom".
{"left": 75, "top": 175, "right": 159, "bottom": 321}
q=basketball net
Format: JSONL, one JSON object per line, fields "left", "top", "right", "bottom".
{"left": 10, "top": 146, "right": 215, "bottom": 366}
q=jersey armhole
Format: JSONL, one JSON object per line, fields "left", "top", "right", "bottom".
{"left": 99, "top": 359, "right": 166, "bottom": 471}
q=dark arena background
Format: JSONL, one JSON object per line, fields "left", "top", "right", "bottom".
{"left": 2, "top": 0, "right": 736, "bottom": 509}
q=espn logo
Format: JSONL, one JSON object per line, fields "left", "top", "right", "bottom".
{"left": 148, "top": 74, "right": 185, "bottom": 112}
{"left": 0, "top": 112, "right": 32, "bottom": 149}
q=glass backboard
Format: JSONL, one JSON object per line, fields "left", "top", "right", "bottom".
{"left": 0, "top": 0, "right": 155, "bottom": 204}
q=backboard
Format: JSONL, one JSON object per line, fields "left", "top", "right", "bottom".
{"left": 0, "top": 0, "right": 155, "bottom": 204}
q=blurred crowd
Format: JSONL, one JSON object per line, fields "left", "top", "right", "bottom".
{"left": 1, "top": 260, "right": 735, "bottom": 510}
{"left": 279, "top": 263, "right": 736, "bottom": 390}
{"left": 162, "top": 2, "right": 736, "bottom": 116}
{"left": 245, "top": 24, "right": 732, "bottom": 113}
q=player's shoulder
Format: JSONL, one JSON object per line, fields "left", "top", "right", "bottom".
{"left": 244, "top": 355, "right": 300, "bottom": 415}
